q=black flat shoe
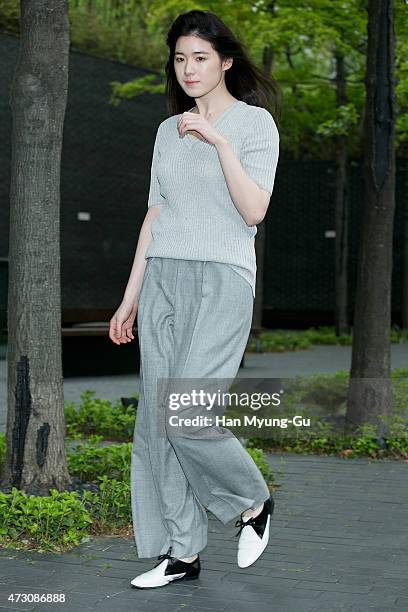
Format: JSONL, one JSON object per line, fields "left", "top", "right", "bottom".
{"left": 130, "top": 546, "right": 200, "bottom": 588}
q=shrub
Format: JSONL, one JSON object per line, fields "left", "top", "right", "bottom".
{"left": 0, "top": 488, "right": 93, "bottom": 552}
{"left": 246, "top": 447, "right": 274, "bottom": 485}
{"left": 67, "top": 440, "right": 132, "bottom": 482}
{"left": 65, "top": 390, "right": 137, "bottom": 440}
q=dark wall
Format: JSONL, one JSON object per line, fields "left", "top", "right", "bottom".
{"left": 0, "top": 31, "right": 167, "bottom": 320}
{"left": 263, "top": 159, "right": 407, "bottom": 326}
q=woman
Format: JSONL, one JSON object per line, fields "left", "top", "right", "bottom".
{"left": 109, "top": 9, "right": 281, "bottom": 589}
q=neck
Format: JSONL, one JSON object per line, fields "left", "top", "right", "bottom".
{"left": 193, "top": 93, "right": 237, "bottom": 118}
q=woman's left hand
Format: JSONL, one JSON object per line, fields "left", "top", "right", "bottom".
{"left": 177, "top": 112, "right": 226, "bottom": 146}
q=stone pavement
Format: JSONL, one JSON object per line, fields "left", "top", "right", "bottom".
{"left": 0, "top": 452, "right": 407, "bottom": 612}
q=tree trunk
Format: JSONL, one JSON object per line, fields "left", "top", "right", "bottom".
{"left": 334, "top": 52, "right": 350, "bottom": 336}
{"left": 345, "top": 0, "right": 396, "bottom": 436}
{"left": 1, "top": 0, "right": 71, "bottom": 495}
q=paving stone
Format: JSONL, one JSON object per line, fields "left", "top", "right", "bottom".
{"left": 0, "top": 453, "right": 406, "bottom": 609}
{"left": 223, "top": 599, "right": 317, "bottom": 612}
{"left": 347, "top": 607, "right": 394, "bottom": 612}
{"left": 394, "top": 596, "right": 408, "bottom": 609}
{"left": 315, "top": 591, "right": 398, "bottom": 606}
{"left": 33, "top": 593, "right": 105, "bottom": 612}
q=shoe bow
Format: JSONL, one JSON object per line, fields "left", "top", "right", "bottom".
{"left": 234, "top": 515, "right": 264, "bottom": 538}
{"left": 154, "top": 546, "right": 174, "bottom": 566}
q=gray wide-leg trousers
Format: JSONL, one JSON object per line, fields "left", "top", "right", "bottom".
{"left": 130, "top": 257, "right": 270, "bottom": 559}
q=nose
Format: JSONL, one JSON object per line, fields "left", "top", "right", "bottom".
{"left": 183, "top": 59, "right": 196, "bottom": 77}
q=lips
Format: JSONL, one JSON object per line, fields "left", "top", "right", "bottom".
{"left": 185, "top": 81, "right": 199, "bottom": 84}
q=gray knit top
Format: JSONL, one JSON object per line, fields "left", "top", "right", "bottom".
{"left": 144, "top": 99, "right": 280, "bottom": 298}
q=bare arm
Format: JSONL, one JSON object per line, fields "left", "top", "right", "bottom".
{"left": 123, "top": 204, "right": 162, "bottom": 306}
{"left": 214, "top": 137, "right": 271, "bottom": 227}
{"left": 108, "top": 204, "right": 162, "bottom": 345}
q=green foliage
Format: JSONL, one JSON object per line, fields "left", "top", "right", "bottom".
{"left": 68, "top": 0, "right": 163, "bottom": 67}
{"left": 395, "top": 0, "right": 408, "bottom": 145}
{"left": 0, "top": 431, "right": 5, "bottom": 473}
{"left": 247, "top": 329, "right": 313, "bottom": 352}
{"left": 0, "top": 488, "right": 93, "bottom": 551}
{"left": 247, "top": 412, "right": 408, "bottom": 459}
{"left": 397, "top": 113, "right": 408, "bottom": 144}
{"left": 67, "top": 440, "right": 132, "bottom": 481}
{"left": 302, "top": 326, "right": 350, "bottom": 345}
{"left": 248, "top": 416, "right": 408, "bottom": 459}
{"left": 0, "top": 475, "right": 132, "bottom": 551}
{"left": 246, "top": 447, "right": 274, "bottom": 485}
{"left": 0, "top": 0, "right": 19, "bottom": 31}
{"left": 64, "top": 390, "right": 137, "bottom": 440}
{"left": 259, "top": 368, "right": 407, "bottom": 419}
{"left": 283, "top": 371, "right": 350, "bottom": 411}
{"left": 109, "top": 74, "right": 165, "bottom": 106}
{"left": 84, "top": 475, "right": 132, "bottom": 529}
{"left": 247, "top": 325, "right": 408, "bottom": 353}
{"left": 317, "top": 103, "right": 359, "bottom": 138}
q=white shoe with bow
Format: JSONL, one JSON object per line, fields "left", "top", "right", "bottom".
{"left": 235, "top": 494, "right": 274, "bottom": 568}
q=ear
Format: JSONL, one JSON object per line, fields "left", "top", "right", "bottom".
{"left": 223, "top": 57, "right": 233, "bottom": 71}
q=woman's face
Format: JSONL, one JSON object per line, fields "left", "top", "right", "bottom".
{"left": 174, "top": 35, "right": 231, "bottom": 98}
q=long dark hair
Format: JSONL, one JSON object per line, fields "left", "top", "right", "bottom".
{"left": 164, "top": 10, "right": 282, "bottom": 125}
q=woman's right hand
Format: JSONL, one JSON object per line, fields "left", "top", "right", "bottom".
{"left": 109, "top": 299, "right": 138, "bottom": 345}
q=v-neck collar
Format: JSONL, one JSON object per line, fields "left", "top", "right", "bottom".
{"left": 181, "top": 99, "right": 242, "bottom": 149}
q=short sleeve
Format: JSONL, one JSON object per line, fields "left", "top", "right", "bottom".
{"left": 240, "top": 108, "right": 280, "bottom": 196}
{"left": 147, "top": 123, "right": 166, "bottom": 208}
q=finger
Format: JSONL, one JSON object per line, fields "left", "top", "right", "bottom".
{"left": 109, "top": 322, "right": 119, "bottom": 344}
{"left": 109, "top": 331, "right": 119, "bottom": 345}
{"left": 179, "top": 115, "right": 199, "bottom": 130}
{"left": 180, "top": 119, "right": 196, "bottom": 134}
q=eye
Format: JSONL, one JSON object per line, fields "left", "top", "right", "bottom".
{"left": 175, "top": 57, "right": 206, "bottom": 62}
